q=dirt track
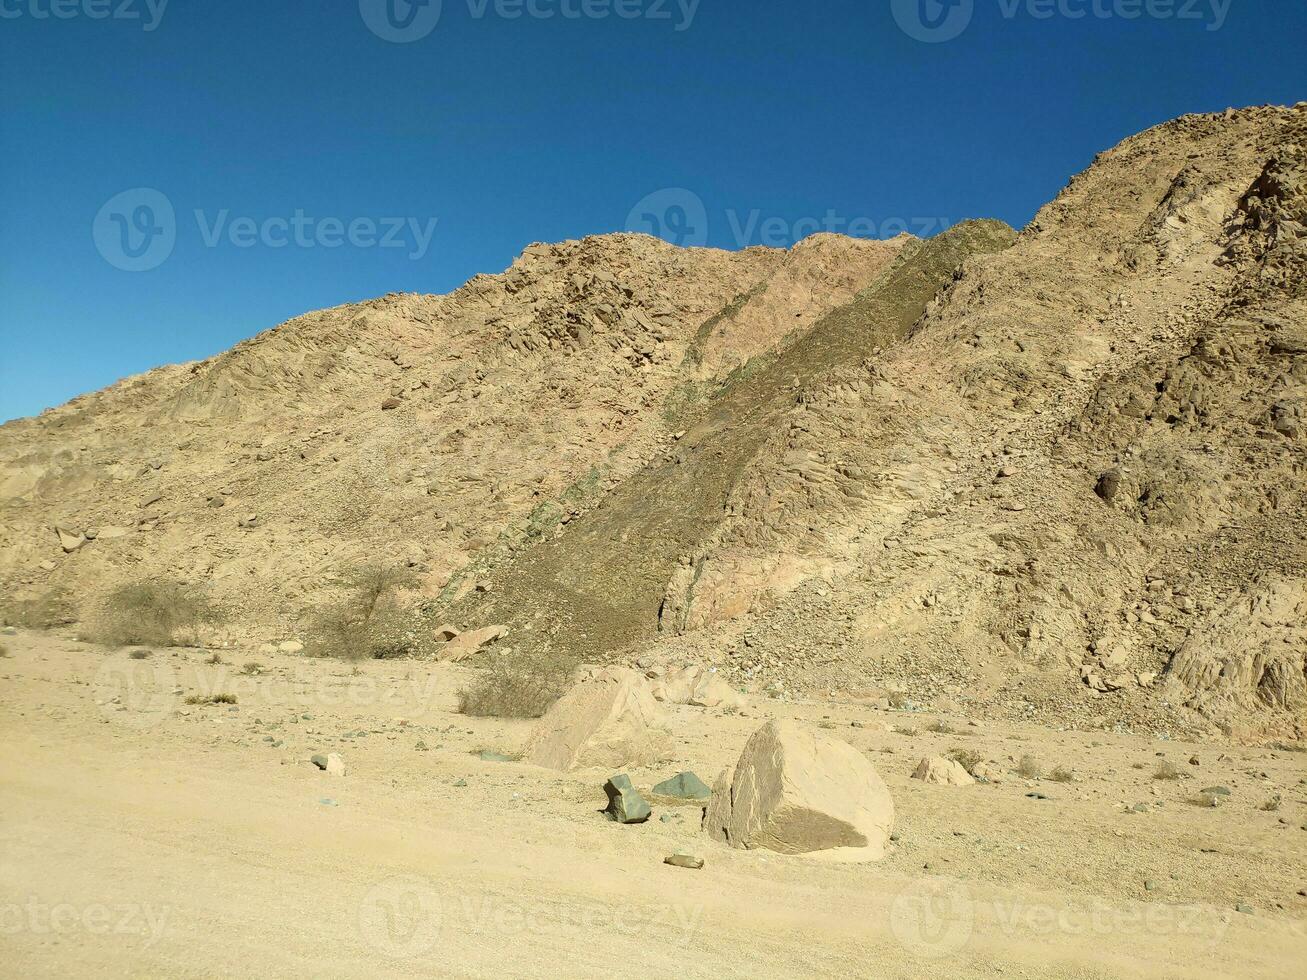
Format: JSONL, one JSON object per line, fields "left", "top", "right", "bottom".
{"left": 2, "top": 631, "right": 1303, "bottom": 978}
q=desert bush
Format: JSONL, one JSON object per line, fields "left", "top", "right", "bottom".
{"left": 205, "top": 652, "right": 224, "bottom": 665}
{"left": 241, "top": 662, "right": 264, "bottom": 675}
{"left": 1016, "top": 754, "right": 1043, "bottom": 779}
{"left": 305, "top": 564, "right": 420, "bottom": 661}
{"left": 1049, "top": 766, "right": 1075, "bottom": 783}
{"left": 184, "top": 693, "right": 237, "bottom": 706}
{"left": 927, "top": 719, "right": 958, "bottom": 735}
{"left": 947, "top": 747, "right": 984, "bottom": 775}
{"left": 457, "top": 650, "right": 576, "bottom": 719}
{"left": 128, "top": 649, "right": 152, "bottom": 660}
{"left": 82, "top": 580, "right": 220, "bottom": 649}
{"left": 1153, "top": 760, "right": 1181, "bottom": 780}
{"left": 2, "top": 587, "right": 76, "bottom": 629}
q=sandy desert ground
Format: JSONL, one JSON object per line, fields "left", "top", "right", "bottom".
{"left": 1, "top": 628, "right": 1303, "bottom": 978}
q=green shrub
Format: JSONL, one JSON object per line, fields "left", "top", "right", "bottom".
{"left": 82, "top": 580, "right": 220, "bottom": 649}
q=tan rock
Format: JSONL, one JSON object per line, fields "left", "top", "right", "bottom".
{"left": 651, "top": 664, "right": 745, "bottom": 709}
{"left": 911, "top": 756, "right": 975, "bottom": 786}
{"left": 704, "top": 719, "right": 894, "bottom": 860}
{"left": 521, "top": 667, "right": 673, "bottom": 771}
{"left": 440, "top": 625, "right": 507, "bottom": 662}
{"left": 55, "top": 526, "right": 86, "bottom": 553}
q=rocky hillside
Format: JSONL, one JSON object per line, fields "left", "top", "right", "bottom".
{"left": 2, "top": 104, "right": 1304, "bottom": 741}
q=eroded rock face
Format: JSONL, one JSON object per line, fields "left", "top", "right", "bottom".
{"left": 704, "top": 719, "right": 894, "bottom": 861}
{"left": 1164, "top": 576, "right": 1307, "bottom": 738}
{"left": 521, "top": 667, "right": 673, "bottom": 771}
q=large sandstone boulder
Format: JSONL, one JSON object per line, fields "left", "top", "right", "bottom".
{"left": 704, "top": 719, "right": 894, "bottom": 861}
{"left": 521, "top": 667, "right": 673, "bottom": 771}
{"left": 440, "top": 625, "right": 507, "bottom": 662}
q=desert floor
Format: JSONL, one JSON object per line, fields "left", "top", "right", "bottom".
{"left": 1, "top": 630, "right": 1304, "bottom": 978}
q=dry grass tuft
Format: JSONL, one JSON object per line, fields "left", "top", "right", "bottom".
{"left": 1016, "top": 754, "right": 1043, "bottom": 779}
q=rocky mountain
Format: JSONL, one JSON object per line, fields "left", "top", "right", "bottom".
{"left": 2, "top": 103, "right": 1304, "bottom": 741}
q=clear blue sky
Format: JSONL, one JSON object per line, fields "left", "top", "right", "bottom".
{"left": 1, "top": 0, "right": 1303, "bottom": 422}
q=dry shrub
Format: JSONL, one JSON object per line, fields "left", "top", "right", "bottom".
{"left": 1153, "top": 760, "right": 1182, "bottom": 781}
{"left": 3, "top": 587, "right": 76, "bottom": 629}
{"left": 82, "top": 580, "right": 220, "bottom": 649}
{"left": 1049, "top": 766, "right": 1075, "bottom": 783}
{"left": 305, "top": 565, "right": 419, "bottom": 661}
{"left": 1017, "top": 754, "right": 1043, "bottom": 779}
{"left": 947, "top": 747, "right": 984, "bottom": 774}
{"left": 457, "top": 650, "right": 576, "bottom": 719}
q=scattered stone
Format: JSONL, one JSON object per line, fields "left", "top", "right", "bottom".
{"left": 650, "top": 664, "right": 745, "bottom": 709}
{"left": 651, "top": 771, "right": 712, "bottom": 800}
{"left": 1, "top": 627, "right": 16, "bottom": 636}
{"left": 912, "top": 756, "right": 975, "bottom": 787}
{"left": 1027, "top": 792, "right": 1051, "bottom": 801}
{"left": 311, "top": 752, "right": 345, "bottom": 775}
{"left": 522, "top": 667, "right": 673, "bottom": 772}
{"left": 1095, "top": 469, "right": 1121, "bottom": 502}
{"left": 705, "top": 719, "right": 894, "bottom": 860}
{"left": 604, "top": 774, "right": 651, "bottom": 824}
{"left": 440, "top": 624, "right": 508, "bottom": 662}
{"left": 55, "top": 526, "right": 86, "bottom": 553}
{"left": 279, "top": 641, "right": 304, "bottom": 654}
{"left": 1235, "top": 903, "right": 1254, "bottom": 915}
{"left": 664, "top": 852, "right": 704, "bottom": 870}
{"left": 1201, "top": 786, "right": 1232, "bottom": 797}
{"left": 381, "top": 397, "right": 402, "bottom": 410}
{"left": 476, "top": 750, "right": 513, "bottom": 763}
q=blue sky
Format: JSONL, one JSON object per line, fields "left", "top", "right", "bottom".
{"left": 1, "top": 0, "right": 1303, "bottom": 422}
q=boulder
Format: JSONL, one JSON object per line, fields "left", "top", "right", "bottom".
{"left": 522, "top": 667, "right": 673, "bottom": 772}
{"left": 704, "top": 719, "right": 894, "bottom": 861}
{"left": 911, "top": 756, "right": 975, "bottom": 786}
{"left": 604, "top": 774, "right": 651, "bottom": 824}
{"left": 440, "top": 625, "right": 507, "bottom": 662}
{"left": 651, "top": 664, "right": 745, "bottom": 709}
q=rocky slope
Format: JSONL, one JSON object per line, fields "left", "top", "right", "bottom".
{"left": 2, "top": 103, "right": 1304, "bottom": 741}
